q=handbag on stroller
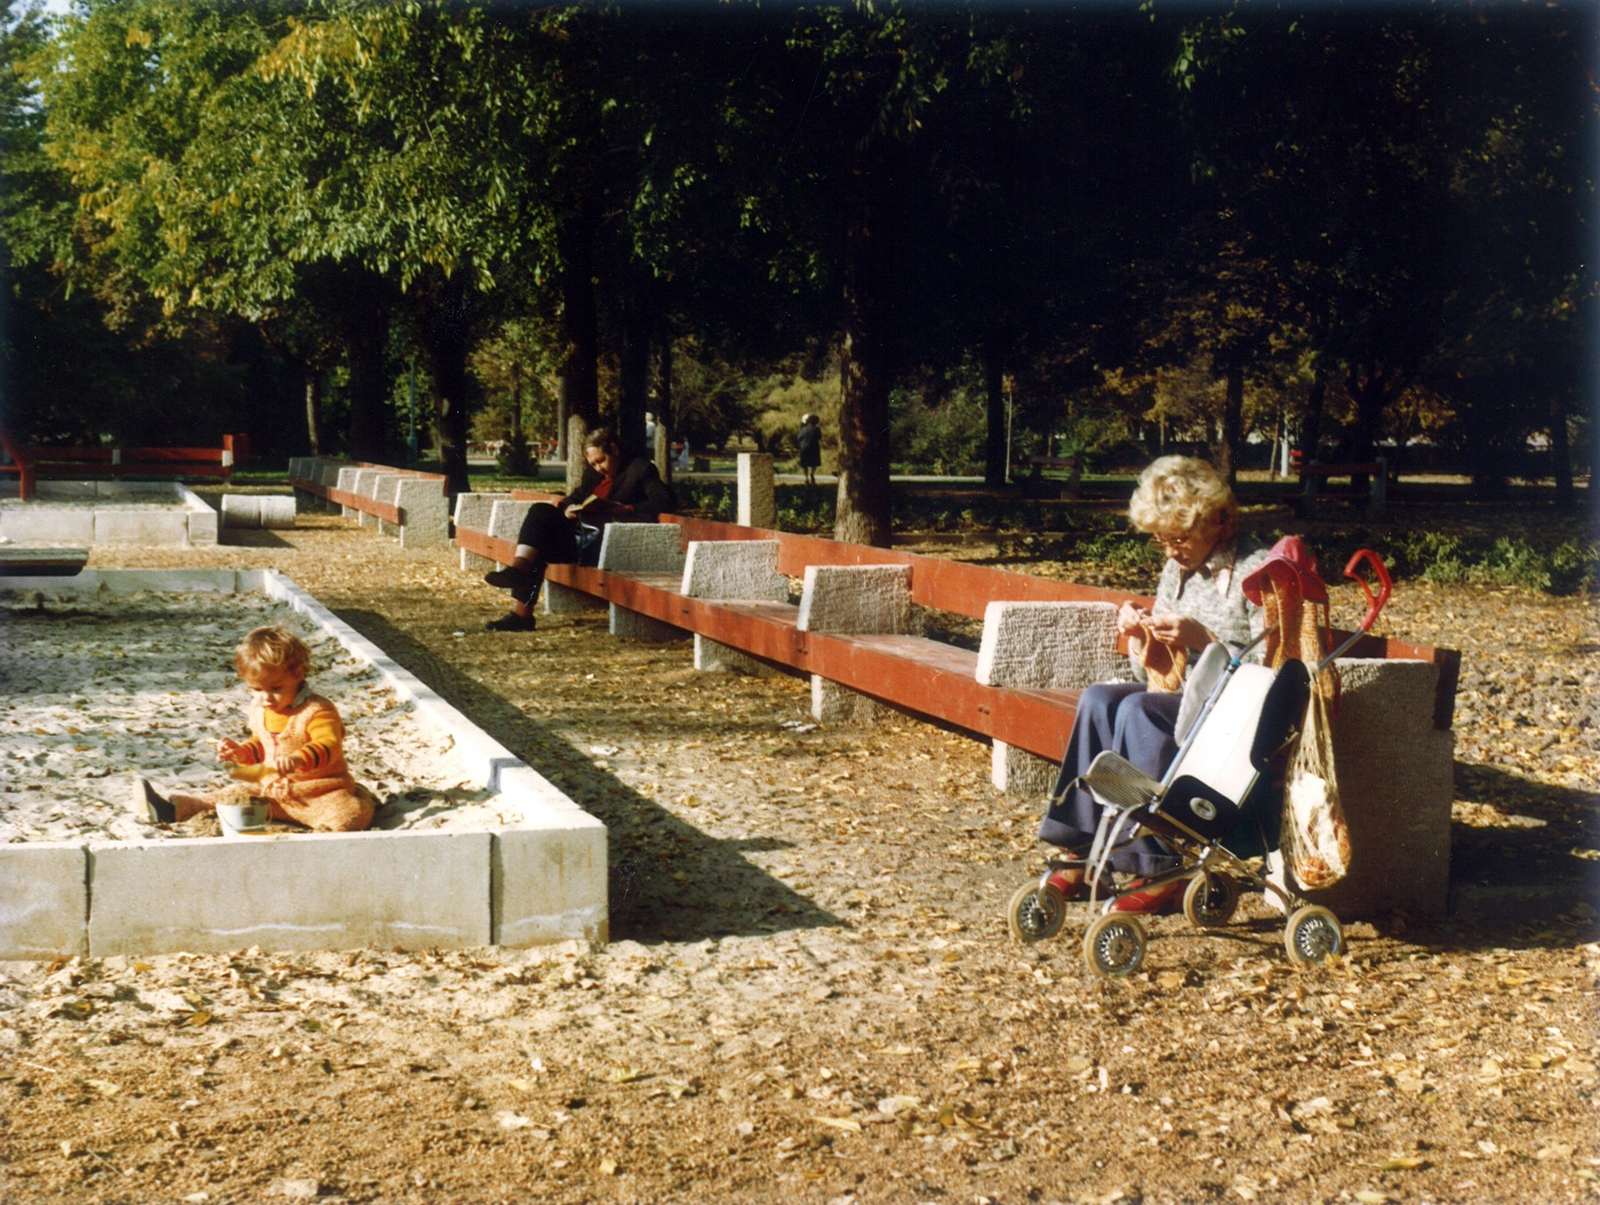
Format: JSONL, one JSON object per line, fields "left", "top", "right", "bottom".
{"left": 1006, "top": 548, "right": 1392, "bottom": 977}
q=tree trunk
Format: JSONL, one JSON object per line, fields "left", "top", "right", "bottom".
{"left": 303, "top": 369, "right": 322, "bottom": 456}
{"left": 654, "top": 335, "right": 674, "bottom": 486}
{"left": 1550, "top": 391, "right": 1573, "bottom": 509}
{"left": 557, "top": 214, "right": 601, "bottom": 432}
{"left": 983, "top": 340, "right": 1007, "bottom": 488}
{"left": 834, "top": 179, "right": 895, "bottom": 547}
{"left": 617, "top": 275, "right": 652, "bottom": 464}
{"left": 425, "top": 326, "right": 472, "bottom": 499}
{"left": 343, "top": 309, "right": 389, "bottom": 462}
{"left": 1215, "top": 362, "right": 1244, "bottom": 485}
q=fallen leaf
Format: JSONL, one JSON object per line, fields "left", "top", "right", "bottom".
{"left": 86, "top": 1079, "right": 120, "bottom": 1096}
{"left": 606, "top": 1067, "right": 647, "bottom": 1084}
{"left": 599, "top": 1158, "right": 618, "bottom": 1175}
{"left": 812, "top": 1116, "right": 862, "bottom": 1133}
{"left": 1353, "top": 1192, "right": 1391, "bottom": 1205}
{"left": 1536, "top": 1144, "right": 1575, "bottom": 1161}
{"left": 178, "top": 1010, "right": 212, "bottom": 1028}
{"left": 496, "top": 1111, "right": 533, "bottom": 1130}
{"left": 1379, "top": 1156, "right": 1429, "bottom": 1171}
{"left": 507, "top": 1078, "right": 535, "bottom": 1093}
{"left": 1477, "top": 1058, "right": 1503, "bottom": 1080}
{"left": 876, "top": 1095, "right": 921, "bottom": 1115}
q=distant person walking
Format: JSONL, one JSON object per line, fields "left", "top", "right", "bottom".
{"left": 796, "top": 413, "right": 822, "bottom": 487}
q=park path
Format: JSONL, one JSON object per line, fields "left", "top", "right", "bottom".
{"left": 0, "top": 512, "right": 1593, "bottom": 1204}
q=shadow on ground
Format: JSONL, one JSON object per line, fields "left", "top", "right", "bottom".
{"left": 334, "top": 609, "right": 840, "bottom": 944}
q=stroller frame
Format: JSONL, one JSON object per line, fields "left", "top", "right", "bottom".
{"left": 1008, "top": 550, "right": 1393, "bottom": 977}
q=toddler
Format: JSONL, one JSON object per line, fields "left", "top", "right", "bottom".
{"left": 133, "top": 625, "right": 376, "bottom": 833}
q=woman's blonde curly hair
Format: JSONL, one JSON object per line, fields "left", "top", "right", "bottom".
{"left": 1128, "top": 455, "right": 1237, "bottom": 539}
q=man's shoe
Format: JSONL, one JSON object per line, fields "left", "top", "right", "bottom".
{"left": 486, "top": 611, "right": 536, "bottom": 633}
{"left": 485, "top": 566, "right": 535, "bottom": 592}
{"left": 131, "top": 777, "right": 176, "bottom": 824}
{"left": 1110, "top": 877, "right": 1186, "bottom": 915}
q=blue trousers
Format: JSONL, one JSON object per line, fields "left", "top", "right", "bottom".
{"left": 1037, "top": 681, "right": 1183, "bottom": 876}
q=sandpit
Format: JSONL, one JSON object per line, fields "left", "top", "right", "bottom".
{"left": 0, "top": 480, "right": 218, "bottom": 546}
{"left": 0, "top": 569, "right": 606, "bottom": 958}
{"left": 0, "top": 591, "right": 513, "bottom": 842}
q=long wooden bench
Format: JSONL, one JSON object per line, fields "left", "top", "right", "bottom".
{"left": 1, "top": 423, "right": 245, "bottom": 501}
{"left": 287, "top": 457, "right": 450, "bottom": 548}
{"left": 456, "top": 500, "right": 1459, "bottom": 752}
{"left": 453, "top": 496, "right": 1464, "bottom": 916}
{"left": 1295, "top": 456, "right": 1389, "bottom": 519}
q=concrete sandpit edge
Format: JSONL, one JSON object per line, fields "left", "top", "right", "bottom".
{"left": 0, "top": 569, "right": 606, "bottom": 959}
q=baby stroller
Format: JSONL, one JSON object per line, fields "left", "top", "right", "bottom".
{"left": 1007, "top": 549, "right": 1392, "bottom": 977}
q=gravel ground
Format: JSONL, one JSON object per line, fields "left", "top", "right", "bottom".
{"left": 0, "top": 507, "right": 1593, "bottom": 1205}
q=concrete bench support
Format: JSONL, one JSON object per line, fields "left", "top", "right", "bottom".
{"left": 393, "top": 477, "right": 448, "bottom": 548}
{"left": 599, "top": 523, "right": 688, "bottom": 640}
{"left": 1289, "top": 658, "right": 1454, "bottom": 918}
{"left": 798, "top": 565, "right": 915, "bottom": 723}
{"left": 454, "top": 492, "right": 512, "bottom": 573}
{"left": 683, "top": 539, "right": 789, "bottom": 675}
{"left": 737, "top": 453, "right": 775, "bottom": 529}
{"left": 977, "top": 601, "right": 1125, "bottom": 794}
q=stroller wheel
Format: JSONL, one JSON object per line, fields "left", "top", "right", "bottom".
{"left": 1285, "top": 905, "right": 1344, "bottom": 966}
{"left": 1182, "top": 871, "right": 1240, "bottom": 929}
{"left": 1083, "top": 913, "right": 1147, "bottom": 978}
{"left": 1007, "top": 881, "right": 1067, "bottom": 943}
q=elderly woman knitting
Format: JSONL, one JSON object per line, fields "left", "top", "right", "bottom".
{"left": 1037, "top": 455, "right": 1270, "bottom": 913}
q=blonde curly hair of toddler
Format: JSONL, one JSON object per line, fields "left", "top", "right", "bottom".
{"left": 1127, "top": 455, "right": 1237, "bottom": 539}
{"left": 235, "top": 625, "right": 312, "bottom": 681}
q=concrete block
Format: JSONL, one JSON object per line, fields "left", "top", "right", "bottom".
{"left": 545, "top": 581, "right": 606, "bottom": 614}
{"left": 597, "top": 522, "right": 684, "bottom": 574}
{"left": 992, "top": 741, "right": 1058, "bottom": 796}
{"left": 94, "top": 509, "right": 190, "bottom": 545}
{"left": 610, "top": 603, "right": 688, "bottom": 642}
{"left": 462, "top": 547, "right": 497, "bottom": 574}
{"left": 337, "top": 467, "right": 364, "bottom": 519}
{"left": 376, "top": 474, "right": 407, "bottom": 536}
{"left": 493, "top": 771, "right": 608, "bottom": 947}
{"left": 347, "top": 469, "right": 380, "bottom": 527}
{"left": 976, "top": 601, "right": 1126, "bottom": 689}
{"left": 87, "top": 831, "right": 493, "bottom": 956}
{"left": 220, "top": 495, "right": 261, "bottom": 529}
{"left": 0, "top": 843, "right": 88, "bottom": 959}
{"left": 186, "top": 505, "right": 218, "bottom": 546}
{"left": 488, "top": 499, "right": 534, "bottom": 544}
{"left": 453, "top": 492, "right": 512, "bottom": 535}
{"left": 696, "top": 634, "right": 774, "bottom": 676}
{"left": 681, "top": 539, "right": 788, "bottom": 602}
{"left": 394, "top": 477, "right": 448, "bottom": 549}
{"left": 0, "top": 506, "right": 96, "bottom": 545}
{"left": 737, "top": 452, "right": 775, "bottom": 529}
{"left": 287, "top": 457, "right": 308, "bottom": 482}
{"left": 812, "top": 676, "right": 894, "bottom": 724}
{"left": 1291, "top": 658, "right": 1454, "bottom": 919}
{"left": 258, "top": 496, "right": 296, "bottom": 529}
{"left": 797, "top": 565, "right": 914, "bottom": 635}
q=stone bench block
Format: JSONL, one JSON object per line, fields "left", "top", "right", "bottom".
{"left": 737, "top": 452, "right": 775, "bottom": 529}
{"left": 977, "top": 601, "right": 1126, "bottom": 794}
{"left": 681, "top": 539, "right": 789, "bottom": 602}
{"left": 798, "top": 564, "right": 915, "bottom": 723}
{"left": 374, "top": 474, "right": 407, "bottom": 536}
{"left": 487, "top": 499, "right": 534, "bottom": 544}
{"left": 546, "top": 581, "right": 607, "bottom": 614}
{"left": 87, "top": 831, "right": 493, "bottom": 956}
{"left": 337, "top": 466, "right": 365, "bottom": 520}
{"left": 346, "top": 468, "right": 379, "bottom": 525}
{"left": 1290, "top": 658, "right": 1454, "bottom": 919}
{"left": 394, "top": 477, "right": 448, "bottom": 549}
{"left": 454, "top": 492, "right": 512, "bottom": 573}
{"left": 0, "top": 843, "right": 88, "bottom": 959}
{"left": 695, "top": 635, "right": 774, "bottom": 676}
{"left": 597, "top": 522, "right": 685, "bottom": 574}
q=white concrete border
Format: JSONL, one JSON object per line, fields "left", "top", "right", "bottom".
{"left": 0, "top": 481, "right": 218, "bottom": 546}
{"left": 0, "top": 569, "right": 606, "bottom": 957}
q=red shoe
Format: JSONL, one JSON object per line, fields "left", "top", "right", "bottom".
{"left": 1111, "top": 877, "right": 1186, "bottom": 915}
{"left": 1045, "top": 866, "right": 1088, "bottom": 900}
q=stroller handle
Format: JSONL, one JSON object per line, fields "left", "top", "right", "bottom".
{"left": 1344, "top": 548, "right": 1392, "bottom": 633}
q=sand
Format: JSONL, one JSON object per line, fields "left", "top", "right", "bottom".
{"left": 0, "top": 591, "right": 514, "bottom": 842}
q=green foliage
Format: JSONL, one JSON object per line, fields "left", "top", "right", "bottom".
{"left": 889, "top": 382, "right": 986, "bottom": 476}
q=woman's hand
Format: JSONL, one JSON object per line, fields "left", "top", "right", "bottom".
{"left": 1146, "top": 613, "right": 1212, "bottom": 652}
{"left": 1116, "top": 601, "right": 1148, "bottom": 635}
